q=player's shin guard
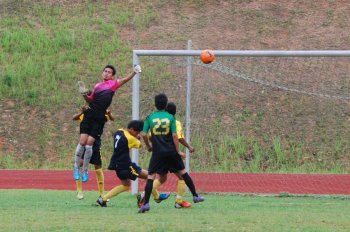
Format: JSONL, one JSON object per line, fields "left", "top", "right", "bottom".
{"left": 143, "top": 179, "right": 154, "bottom": 205}
{"left": 74, "top": 143, "right": 85, "bottom": 168}
{"left": 182, "top": 172, "right": 198, "bottom": 197}
{"left": 76, "top": 178, "right": 82, "bottom": 192}
{"left": 176, "top": 180, "right": 186, "bottom": 201}
{"left": 95, "top": 168, "right": 104, "bottom": 196}
{"left": 82, "top": 145, "right": 93, "bottom": 172}
{"left": 102, "top": 185, "right": 129, "bottom": 201}
{"left": 152, "top": 179, "right": 161, "bottom": 200}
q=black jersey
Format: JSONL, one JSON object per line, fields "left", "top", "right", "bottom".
{"left": 108, "top": 129, "right": 141, "bottom": 170}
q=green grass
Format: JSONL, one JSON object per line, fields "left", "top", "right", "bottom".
{"left": 0, "top": 1, "right": 159, "bottom": 109}
{"left": 1, "top": 190, "right": 350, "bottom": 232}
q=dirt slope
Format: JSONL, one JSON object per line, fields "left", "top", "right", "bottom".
{"left": 1, "top": 0, "right": 350, "bottom": 168}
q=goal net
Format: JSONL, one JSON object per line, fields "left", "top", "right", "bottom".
{"left": 131, "top": 49, "right": 350, "bottom": 194}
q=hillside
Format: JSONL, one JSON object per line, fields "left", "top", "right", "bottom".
{"left": 1, "top": 0, "right": 350, "bottom": 171}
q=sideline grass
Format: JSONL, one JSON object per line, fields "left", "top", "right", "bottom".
{"left": 1, "top": 190, "right": 349, "bottom": 232}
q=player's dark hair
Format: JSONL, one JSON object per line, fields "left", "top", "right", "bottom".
{"left": 127, "top": 120, "right": 144, "bottom": 132}
{"left": 104, "top": 64, "right": 116, "bottom": 76}
{"left": 155, "top": 93, "right": 168, "bottom": 110}
{"left": 166, "top": 101, "right": 176, "bottom": 115}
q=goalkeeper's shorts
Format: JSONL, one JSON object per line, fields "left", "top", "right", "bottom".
{"left": 80, "top": 115, "right": 105, "bottom": 140}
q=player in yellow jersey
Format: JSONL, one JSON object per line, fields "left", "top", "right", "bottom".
{"left": 73, "top": 104, "right": 114, "bottom": 200}
{"left": 96, "top": 120, "right": 169, "bottom": 207}
{"left": 165, "top": 102, "right": 195, "bottom": 208}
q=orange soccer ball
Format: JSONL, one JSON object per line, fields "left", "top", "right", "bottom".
{"left": 200, "top": 49, "right": 215, "bottom": 64}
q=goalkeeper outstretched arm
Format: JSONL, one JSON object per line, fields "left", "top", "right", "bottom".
{"left": 118, "top": 65, "right": 141, "bottom": 87}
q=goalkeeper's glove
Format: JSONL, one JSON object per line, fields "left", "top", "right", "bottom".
{"left": 77, "top": 81, "right": 89, "bottom": 95}
{"left": 134, "top": 65, "right": 142, "bottom": 74}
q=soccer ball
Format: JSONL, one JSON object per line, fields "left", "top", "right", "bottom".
{"left": 200, "top": 49, "right": 215, "bottom": 64}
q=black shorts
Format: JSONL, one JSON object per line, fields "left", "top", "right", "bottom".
{"left": 82, "top": 138, "right": 102, "bottom": 166}
{"left": 115, "top": 162, "right": 142, "bottom": 181}
{"left": 148, "top": 152, "right": 185, "bottom": 175}
{"left": 80, "top": 116, "right": 105, "bottom": 140}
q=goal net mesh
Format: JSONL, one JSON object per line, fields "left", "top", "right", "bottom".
{"left": 137, "top": 55, "right": 350, "bottom": 174}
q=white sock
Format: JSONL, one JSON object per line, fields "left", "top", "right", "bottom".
{"left": 82, "top": 145, "right": 93, "bottom": 172}
{"left": 74, "top": 144, "right": 85, "bottom": 168}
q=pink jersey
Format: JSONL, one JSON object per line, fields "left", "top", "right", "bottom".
{"left": 87, "top": 79, "right": 120, "bottom": 119}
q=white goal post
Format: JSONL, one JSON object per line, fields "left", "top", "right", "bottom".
{"left": 130, "top": 47, "right": 350, "bottom": 194}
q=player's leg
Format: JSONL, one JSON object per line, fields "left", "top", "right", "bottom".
{"left": 73, "top": 134, "right": 88, "bottom": 180}
{"left": 81, "top": 136, "right": 94, "bottom": 182}
{"left": 97, "top": 174, "right": 130, "bottom": 207}
{"left": 178, "top": 169, "right": 204, "bottom": 203}
{"left": 171, "top": 155, "right": 204, "bottom": 204}
{"left": 138, "top": 174, "right": 155, "bottom": 213}
{"left": 82, "top": 122, "right": 104, "bottom": 182}
{"left": 173, "top": 173, "right": 191, "bottom": 208}
{"left": 91, "top": 137, "right": 104, "bottom": 196}
{"left": 97, "top": 164, "right": 140, "bottom": 207}
{"left": 76, "top": 159, "right": 84, "bottom": 199}
{"left": 152, "top": 174, "right": 170, "bottom": 203}
{"left": 97, "top": 179, "right": 130, "bottom": 207}
{"left": 138, "top": 155, "right": 164, "bottom": 213}
{"left": 95, "top": 166, "right": 104, "bottom": 196}
{"left": 137, "top": 171, "right": 170, "bottom": 207}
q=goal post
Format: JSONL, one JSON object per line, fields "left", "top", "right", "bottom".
{"left": 131, "top": 48, "right": 350, "bottom": 194}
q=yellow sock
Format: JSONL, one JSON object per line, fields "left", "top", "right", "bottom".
{"left": 102, "top": 185, "right": 129, "bottom": 201}
{"left": 95, "top": 168, "right": 104, "bottom": 196}
{"left": 152, "top": 179, "right": 161, "bottom": 200}
{"left": 176, "top": 180, "right": 186, "bottom": 203}
{"left": 76, "top": 178, "right": 82, "bottom": 192}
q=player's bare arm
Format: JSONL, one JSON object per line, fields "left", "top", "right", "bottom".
{"left": 141, "top": 132, "right": 152, "bottom": 152}
{"left": 179, "top": 138, "right": 195, "bottom": 153}
{"left": 72, "top": 105, "right": 87, "bottom": 121}
{"left": 173, "top": 133, "right": 185, "bottom": 157}
{"left": 118, "top": 65, "right": 141, "bottom": 87}
{"left": 106, "top": 109, "right": 114, "bottom": 121}
{"left": 82, "top": 94, "right": 92, "bottom": 103}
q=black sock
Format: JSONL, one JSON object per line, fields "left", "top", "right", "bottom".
{"left": 182, "top": 172, "right": 198, "bottom": 197}
{"left": 144, "top": 179, "right": 154, "bottom": 204}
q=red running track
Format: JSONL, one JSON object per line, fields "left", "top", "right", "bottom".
{"left": 0, "top": 170, "right": 349, "bottom": 195}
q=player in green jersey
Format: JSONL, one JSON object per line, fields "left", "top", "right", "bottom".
{"left": 138, "top": 93, "right": 204, "bottom": 213}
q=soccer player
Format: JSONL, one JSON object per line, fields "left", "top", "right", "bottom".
{"left": 72, "top": 105, "right": 114, "bottom": 200}
{"left": 138, "top": 93, "right": 204, "bottom": 213}
{"left": 96, "top": 120, "right": 170, "bottom": 207}
{"left": 165, "top": 101, "right": 195, "bottom": 208}
{"left": 73, "top": 64, "right": 141, "bottom": 182}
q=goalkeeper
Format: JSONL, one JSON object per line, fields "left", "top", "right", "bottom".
{"left": 73, "top": 64, "right": 141, "bottom": 183}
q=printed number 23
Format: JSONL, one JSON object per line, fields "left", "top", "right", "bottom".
{"left": 152, "top": 118, "right": 170, "bottom": 135}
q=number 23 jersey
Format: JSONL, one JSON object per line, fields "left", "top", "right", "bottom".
{"left": 143, "top": 110, "right": 177, "bottom": 155}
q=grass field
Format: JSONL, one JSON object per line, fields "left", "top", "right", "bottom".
{"left": 1, "top": 190, "right": 349, "bottom": 232}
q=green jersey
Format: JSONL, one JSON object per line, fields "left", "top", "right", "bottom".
{"left": 143, "top": 110, "right": 177, "bottom": 155}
